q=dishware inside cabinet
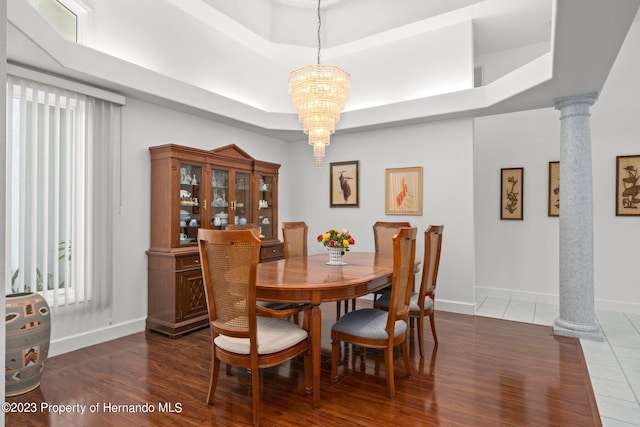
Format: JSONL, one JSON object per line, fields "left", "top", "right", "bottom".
{"left": 258, "top": 175, "right": 275, "bottom": 239}
{"left": 179, "top": 163, "right": 202, "bottom": 244}
{"left": 210, "top": 169, "right": 229, "bottom": 228}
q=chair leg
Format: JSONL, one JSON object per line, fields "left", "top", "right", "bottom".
{"left": 384, "top": 347, "right": 395, "bottom": 398}
{"left": 303, "top": 349, "right": 312, "bottom": 395}
{"left": 251, "top": 361, "right": 260, "bottom": 427}
{"left": 401, "top": 338, "right": 412, "bottom": 377}
{"left": 417, "top": 315, "right": 425, "bottom": 358}
{"left": 331, "top": 338, "right": 340, "bottom": 381}
{"left": 351, "top": 298, "right": 356, "bottom": 311}
{"left": 336, "top": 301, "right": 341, "bottom": 321}
{"left": 429, "top": 312, "right": 438, "bottom": 345}
{"left": 208, "top": 356, "right": 221, "bottom": 405}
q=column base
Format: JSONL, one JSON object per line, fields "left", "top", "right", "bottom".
{"left": 553, "top": 317, "right": 604, "bottom": 341}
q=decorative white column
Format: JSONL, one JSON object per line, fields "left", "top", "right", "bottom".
{"left": 553, "top": 92, "right": 603, "bottom": 341}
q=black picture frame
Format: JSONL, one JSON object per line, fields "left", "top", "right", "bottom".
{"left": 330, "top": 161, "right": 359, "bottom": 207}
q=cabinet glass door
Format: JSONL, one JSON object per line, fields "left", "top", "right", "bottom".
{"left": 211, "top": 169, "right": 230, "bottom": 228}
{"left": 179, "top": 163, "right": 202, "bottom": 244}
{"left": 258, "top": 175, "right": 275, "bottom": 239}
{"left": 234, "top": 172, "right": 251, "bottom": 225}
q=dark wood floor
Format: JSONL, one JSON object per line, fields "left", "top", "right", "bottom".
{"left": 6, "top": 300, "right": 600, "bottom": 426}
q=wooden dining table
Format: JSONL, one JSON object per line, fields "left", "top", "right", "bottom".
{"left": 256, "top": 252, "right": 417, "bottom": 408}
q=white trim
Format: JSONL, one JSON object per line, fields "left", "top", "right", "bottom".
{"left": 475, "top": 285, "right": 559, "bottom": 305}
{"left": 436, "top": 299, "right": 476, "bottom": 315}
{"left": 475, "top": 286, "right": 640, "bottom": 315}
{"left": 49, "top": 317, "right": 146, "bottom": 357}
{"left": 7, "top": 64, "right": 126, "bottom": 105}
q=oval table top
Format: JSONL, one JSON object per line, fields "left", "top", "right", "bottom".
{"left": 256, "top": 252, "right": 402, "bottom": 304}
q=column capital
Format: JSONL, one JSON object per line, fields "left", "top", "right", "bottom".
{"left": 554, "top": 92, "right": 599, "bottom": 113}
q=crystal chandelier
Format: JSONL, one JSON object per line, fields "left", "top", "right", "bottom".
{"left": 289, "top": 0, "right": 350, "bottom": 168}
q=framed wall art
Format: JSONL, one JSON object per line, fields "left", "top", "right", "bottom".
{"left": 501, "top": 167, "right": 523, "bottom": 220}
{"left": 548, "top": 161, "right": 560, "bottom": 217}
{"left": 616, "top": 155, "right": 640, "bottom": 216}
{"left": 385, "top": 166, "right": 423, "bottom": 215}
{"left": 330, "top": 160, "right": 359, "bottom": 207}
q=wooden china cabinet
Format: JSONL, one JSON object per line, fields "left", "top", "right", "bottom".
{"left": 146, "top": 143, "right": 283, "bottom": 337}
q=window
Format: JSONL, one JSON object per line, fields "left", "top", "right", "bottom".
{"left": 5, "top": 75, "right": 121, "bottom": 313}
{"left": 27, "top": 0, "right": 78, "bottom": 42}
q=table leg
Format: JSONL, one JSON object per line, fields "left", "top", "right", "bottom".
{"left": 311, "top": 303, "right": 322, "bottom": 408}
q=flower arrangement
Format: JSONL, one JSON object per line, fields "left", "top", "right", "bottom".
{"left": 317, "top": 228, "right": 355, "bottom": 253}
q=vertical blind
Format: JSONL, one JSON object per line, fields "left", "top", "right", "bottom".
{"left": 5, "top": 75, "right": 121, "bottom": 314}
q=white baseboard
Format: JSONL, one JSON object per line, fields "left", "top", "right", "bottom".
{"left": 49, "top": 317, "right": 146, "bottom": 357}
{"left": 475, "top": 286, "right": 640, "bottom": 315}
{"left": 475, "top": 286, "right": 559, "bottom": 305}
{"left": 435, "top": 299, "right": 476, "bottom": 315}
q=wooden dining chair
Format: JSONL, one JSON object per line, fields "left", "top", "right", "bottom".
{"left": 371, "top": 221, "right": 412, "bottom": 305}
{"left": 282, "top": 221, "right": 308, "bottom": 259}
{"left": 225, "top": 222, "right": 260, "bottom": 234}
{"left": 197, "top": 229, "right": 312, "bottom": 427}
{"left": 375, "top": 225, "right": 444, "bottom": 357}
{"left": 331, "top": 226, "right": 417, "bottom": 398}
{"left": 227, "top": 223, "right": 293, "bottom": 309}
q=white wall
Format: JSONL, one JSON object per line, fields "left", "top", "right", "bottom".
{"left": 473, "top": 21, "right": 640, "bottom": 313}
{"left": 286, "top": 119, "right": 476, "bottom": 313}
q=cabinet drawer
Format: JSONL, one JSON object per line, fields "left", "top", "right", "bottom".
{"left": 176, "top": 254, "right": 202, "bottom": 269}
{"left": 260, "top": 243, "right": 285, "bottom": 262}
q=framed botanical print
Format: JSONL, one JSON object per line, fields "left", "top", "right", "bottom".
{"left": 330, "top": 160, "right": 359, "bottom": 207}
{"left": 616, "top": 155, "right": 640, "bottom": 216}
{"left": 501, "top": 167, "right": 523, "bottom": 220}
{"left": 548, "top": 161, "right": 560, "bottom": 217}
{"left": 385, "top": 166, "right": 423, "bottom": 215}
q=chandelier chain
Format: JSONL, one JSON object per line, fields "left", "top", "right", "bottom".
{"left": 316, "top": 0, "right": 321, "bottom": 64}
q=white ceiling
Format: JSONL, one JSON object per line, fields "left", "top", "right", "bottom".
{"left": 6, "top": 0, "right": 640, "bottom": 141}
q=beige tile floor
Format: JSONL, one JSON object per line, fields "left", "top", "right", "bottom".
{"left": 476, "top": 296, "right": 640, "bottom": 427}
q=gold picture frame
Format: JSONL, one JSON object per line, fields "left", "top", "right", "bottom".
{"left": 616, "top": 155, "right": 640, "bottom": 216}
{"left": 385, "top": 166, "right": 423, "bottom": 215}
{"left": 330, "top": 160, "right": 359, "bottom": 207}
{"left": 501, "top": 167, "right": 523, "bottom": 220}
{"left": 548, "top": 161, "right": 559, "bottom": 217}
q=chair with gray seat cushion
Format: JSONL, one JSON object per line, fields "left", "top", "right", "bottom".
{"left": 375, "top": 225, "right": 444, "bottom": 357}
{"left": 331, "top": 226, "right": 417, "bottom": 398}
{"left": 197, "top": 228, "right": 312, "bottom": 426}
{"left": 371, "top": 221, "right": 411, "bottom": 306}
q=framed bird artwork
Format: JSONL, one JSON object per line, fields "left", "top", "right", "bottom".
{"left": 330, "top": 161, "right": 359, "bottom": 207}
{"left": 385, "top": 166, "right": 423, "bottom": 215}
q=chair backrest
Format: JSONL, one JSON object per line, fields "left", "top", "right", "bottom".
{"left": 417, "top": 225, "right": 444, "bottom": 307}
{"left": 198, "top": 229, "right": 261, "bottom": 340}
{"left": 226, "top": 223, "right": 260, "bottom": 238}
{"left": 373, "top": 221, "right": 411, "bottom": 254}
{"left": 282, "top": 221, "right": 308, "bottom": 259}
{"left": 386, "top": 227, "right": 417, "bottom": 331}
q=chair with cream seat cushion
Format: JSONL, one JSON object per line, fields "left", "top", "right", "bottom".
{"left": 331, "top": 226, "right": 417, "bottom": 398}
{"left": 197, "top": 228, "right": 312, "bottom": 427}
{"left": 375, "top": 225, "right": 444, "bottom": 357}
{"left": 227, "top": 223, "right": 296, "bottom": 311}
